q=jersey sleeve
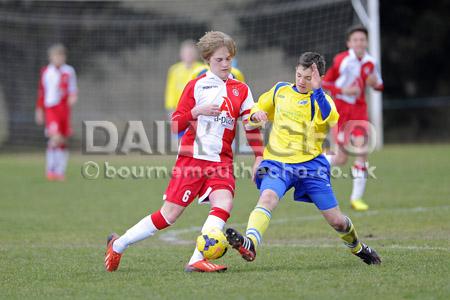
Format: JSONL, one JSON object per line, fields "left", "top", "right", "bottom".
{"left": 322, "top": 55, "right": 343, "bottom": 96}
{"left": 36, "top": 67, "right": 45, "bottom": 109}
{"left": 372, "top": 62, "right": 384, "bottom": 91}
{"left": 239, "top": 86, "right": 256, "bottom": 128}
{"left": 190, "top": 65, "right": 208, "bottom": 80}
{"left": 164, "top": 64, "right": 178, "bottom": 111}
{"left": 171, "top": 79, "right": 196, "bottom": 133}
{"left": 231, "top": 68, "right": 245, "bottom": 82}
{"left": 248, "top": 83, "right": 279, "bottom": 127}
{"left": 68, "top": 67, "right": 78, "bottom": 95}
{"left": 239, "top": 85, "right": 264, "bottom": 156}
{"left": 314, "top": 93, "right": 339, "bottom": 127}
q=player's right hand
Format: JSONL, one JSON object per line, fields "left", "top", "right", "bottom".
{"left": 35, "top": 108, "right": 44, "bottom": 125}
{"left": 342, "top": 86, "right": 361, "bottom": 97}
{"left": 191, "top": 104, "right": 221, "bottom": 119}
{"left": 251, "top": 111, "right": 268, "bottom": 122}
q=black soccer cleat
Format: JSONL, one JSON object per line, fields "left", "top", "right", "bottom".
{"left": 354, "top": 243, "right": 381, "bottom": 265}
{"left": 225, "top": 228, "right": 256, "bottom": 262}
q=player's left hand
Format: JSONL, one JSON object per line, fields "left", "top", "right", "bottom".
{"left": 252, "top": 156, "right": 264, "bottom": 182}
{"left": 311, "top": 63, "right": 322, "bottom": 90}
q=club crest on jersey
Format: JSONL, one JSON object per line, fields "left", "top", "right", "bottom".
{"left": 232, "top": 88, "right": 239, "bottom": 96}
{"left": 298, "top": 100, "right": 308, "bottom": 105}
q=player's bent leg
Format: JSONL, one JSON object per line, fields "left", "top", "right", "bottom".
{"left": 227, "top": 189, "right": 279, "bottom": 262}
{"left": 225, "top": 228, "right": 256, "bottom": 262}
{"left": 321, "top": 206, "right": 381, "bottom": 265}
{"left": 105, "top": 202, "right": 184, "bottom": 272}
{"left": 185, "top": 189, "right": 232, "bottom": 272}
{"left": 160, "top": 200, "right": 186, "bottom": 224}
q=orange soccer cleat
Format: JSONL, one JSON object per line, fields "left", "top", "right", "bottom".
{"left": 47, "top": 172, "right": 65, "bottom": 181}
{"left": 184, "top": 259, "right": 227, "bottom": 273}
{"left": 104, "top": 233, "right": 122, "bottom": 272}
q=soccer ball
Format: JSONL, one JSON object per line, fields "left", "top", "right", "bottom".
{"left": 196, "top": 227, "right": 229, "bottom": 260}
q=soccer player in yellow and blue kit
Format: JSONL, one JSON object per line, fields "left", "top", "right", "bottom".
{"left": 226, "top": 52, "right": 381, "bottom": 265}
{"left": 165, "top": 40, "right": 203, "bottom": 114}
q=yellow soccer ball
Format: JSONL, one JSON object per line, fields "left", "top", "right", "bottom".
{"left": 196, "top": 228, "right": 229, "bottom": 260}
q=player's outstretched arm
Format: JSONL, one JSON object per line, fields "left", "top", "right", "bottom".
{"left": 311, "top": 63, "right": 322, "bottom": 90}
{"left": 251, "top": 111, "right": 268, "bottom": 122}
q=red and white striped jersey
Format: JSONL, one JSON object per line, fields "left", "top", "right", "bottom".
{"left": 172, "top": 71, "right": 260, "bottom": 163}
{"left": 36, "top": 64, "right": 77, "bottom": 109}
{"left": 323, "top": 49, "right": 383, "bottom": 105}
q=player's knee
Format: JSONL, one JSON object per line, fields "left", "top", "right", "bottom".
{"left": 334, "top": 153, "right": 348, "bottom": 165}
{"left": 209, "top": 190, "right": 233, "bottom": 213}
{"left": 161, "top": 203, "right": 185, "bottom": 224}
{"left": 48, "top": 134, "right": 64, "bottom": 147}
{"left": 258, "top": 189, "right": 279, "bottom": 211}
{"left": 327, "top": 215, "right": 347, "bottom": 231}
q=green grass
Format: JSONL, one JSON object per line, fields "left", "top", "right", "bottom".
{"left": 1, "top": 145, "right": 450, "bottom": 299}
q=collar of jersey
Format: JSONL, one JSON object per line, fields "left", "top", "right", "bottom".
{"left": 206, "top": 70, "right": 233, "bottom": 83}
{"left": 349, "top": 48, "right": 370, "bottom": 62}
{"left": 48, "top": 63, "right": 64, "bottom": 71}
{"left": 292, "top": 85, "right": 312, "bottom": 96}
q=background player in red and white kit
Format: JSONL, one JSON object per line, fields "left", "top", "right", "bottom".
{"left": 35, "top": 44, "right": 78, "bottom": 181}
{"left": 105, "top": 31, "right": 264, "bottom": 273}
{"left": 323, "top": 25, "right": 384, "bottom": 211}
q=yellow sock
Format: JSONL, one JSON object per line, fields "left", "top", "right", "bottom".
{"left": 338, "top": 216, "right": 362, "bottom": 254}
{"left": 246, "top": 206, "right": 272, "bottom": 248}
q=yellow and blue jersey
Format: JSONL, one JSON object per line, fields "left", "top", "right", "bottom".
{"left": 250, "top": 82, "right": 339, "bottom": 164}
{"left": 165, "top": 61, "right": 203, "bottom": 111}
{"left": 190, "top": 65, "right": 246, "bottom": 82}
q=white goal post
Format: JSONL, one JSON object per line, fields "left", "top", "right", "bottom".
{"left": 352, "top": 0, "right": 383, "bottom": 149}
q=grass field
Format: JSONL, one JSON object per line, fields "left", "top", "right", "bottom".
{"left": 1, "top": 145, "right": 450, "bottom": 299}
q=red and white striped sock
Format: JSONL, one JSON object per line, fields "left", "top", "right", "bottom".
{"left": 112, "top": 210, "right": 171, "bottom": 254}
{"left": 188, "top": 207, "right": 230, "bottom": 265}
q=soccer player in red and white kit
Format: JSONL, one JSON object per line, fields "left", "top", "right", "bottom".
{"left": 35, "top": 44, "right": 78, "bottom": 181}
{"left": 323, "top": 25, "right": 384, "bottom": 211}
{"left": 104, "top": 31, "right": 264, "bottom": 273}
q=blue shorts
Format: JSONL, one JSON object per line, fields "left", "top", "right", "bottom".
{"left": 254, "top": 155, "right": 338, "bottom": 211}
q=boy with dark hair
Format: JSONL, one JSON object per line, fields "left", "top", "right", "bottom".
{"left": 226, "top": 52, "right": 381, "bottom": 266}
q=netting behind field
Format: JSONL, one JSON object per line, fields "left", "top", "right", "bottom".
{"left": 0, "top": 0, "right": 357, "bottom": 149}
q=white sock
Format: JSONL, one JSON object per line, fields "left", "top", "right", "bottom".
{"left": 54, "top": 148, "right": 69, "bottom": 176}
{"left": 113, "top": 216, "right": 158, "bottom": 254}
{"left": 351, "top": 163, "right": 367, "bottom": 201}
{"left": 46, "top": 147, "right": 56, "bottom": 173}
{"left": 188, "top": 215, "right": 226, "bottom": 265}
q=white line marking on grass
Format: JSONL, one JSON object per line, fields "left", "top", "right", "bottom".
{"left": 265, "top": 243, "right": 450, "bottom": 252}
{"left": 158, "top": 204, "right": 450, "bottom": 245}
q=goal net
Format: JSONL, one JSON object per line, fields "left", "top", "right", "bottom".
{"left": 0, "top": 0, "right": 360, "bottom": 150}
